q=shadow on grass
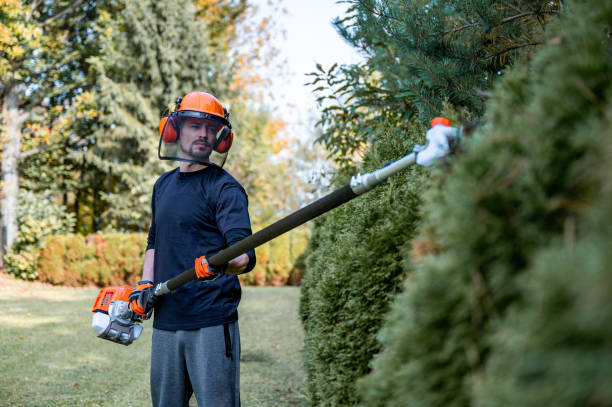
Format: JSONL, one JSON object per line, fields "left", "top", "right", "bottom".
{"left": 240, "top": 350, "right": 274, "bottom": 363}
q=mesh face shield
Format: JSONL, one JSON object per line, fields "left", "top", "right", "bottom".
{"left": 158, "top": 110, "right": 233, "bottom": 168}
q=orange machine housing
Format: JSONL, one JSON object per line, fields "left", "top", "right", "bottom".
{"left": 91, "top": 285, "right": 133, "bottom": 314}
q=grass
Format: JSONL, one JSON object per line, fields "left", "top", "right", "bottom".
{"left": 0, "top": 273, "right": 306, "bottom": 406}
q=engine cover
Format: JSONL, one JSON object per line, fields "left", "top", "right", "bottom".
{"left": 91, "top": 286, "right": 143, "bottom": 345}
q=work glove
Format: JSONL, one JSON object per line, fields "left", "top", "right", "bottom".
{"left": 195, "top": 255, "right": 225, "bottom": 282}
{"left": 128, "top": 280, "right": 156, "bottom": 320}
{"left": 415, "top": 117, "right": 458, "bottom": 167}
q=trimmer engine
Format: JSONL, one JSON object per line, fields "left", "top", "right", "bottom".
{"left": 91, "top": 286, "right": 143, "bottom": 345}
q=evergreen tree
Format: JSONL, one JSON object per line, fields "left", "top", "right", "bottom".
{"left": 299, "top": 122, "right": 427, "bottom": 406}
{"left": 61, "top": 0, "right": 237, "bottom": 231}
{"left": 357, "top": 0, "right": 612, "bottom": 405}
{"left": 300, "top": 0, "right": 563, "bottom": 404}
{"left": 309, "top": 0, "right": 561, "bottom": 163}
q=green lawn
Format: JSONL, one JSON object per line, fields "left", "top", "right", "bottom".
{"left": 0, "top": 274, "right": 306, "bottom": 406}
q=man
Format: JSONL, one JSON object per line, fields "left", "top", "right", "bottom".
{"left": 130, "top": 91, "right": 256, "bottom": 406}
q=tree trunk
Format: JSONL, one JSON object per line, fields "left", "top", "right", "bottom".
{"left": 75, "top": 190, "right": 80, "bottom": 233}
{"left": 1, "top": 83, "right": 28, "bottom": 264}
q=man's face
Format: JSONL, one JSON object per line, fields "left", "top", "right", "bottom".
{"left": 178, "top": 118, "right": 218, "bottom": 162}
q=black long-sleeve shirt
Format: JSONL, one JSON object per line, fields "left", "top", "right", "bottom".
{"left": 147, "top": 166, "right": 255, "bottom": 330}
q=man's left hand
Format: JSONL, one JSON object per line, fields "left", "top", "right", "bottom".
{"left": 195, "top": 255, "right": 226, "bottom": 282}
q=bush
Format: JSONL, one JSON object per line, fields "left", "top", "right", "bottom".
{"left": 3, "top": 190, "right": 75, "bottom": 280}
{"left": 37, "top": 233, "right": 147, "bottom": 286}
{"left": 35, "top": 231, "right": 304, "bottom": 287}
{"left": 476, "top": 214, "right": 612, "bottom": 406}
{"left": 299, "top": 123, "right": 427, "bottom": 406}
{"left": 3, "top": 251, "right": 40, "bottom": 281}
{"left": 358, "top": 1, "right": 612, "bottom": 405}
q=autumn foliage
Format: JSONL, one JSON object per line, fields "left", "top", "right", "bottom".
{"left": 37, "top": 234, "right": 147, "bottom": 286}
{"left": 34, "top": 232, "right": 307, "bottom": 287}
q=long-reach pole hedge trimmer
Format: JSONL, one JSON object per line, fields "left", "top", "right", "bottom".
{"left": 91, "top": 118, "right": 460, "bottom": 345}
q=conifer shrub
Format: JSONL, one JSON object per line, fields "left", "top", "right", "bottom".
{"left": 474, "top": 2, "right": 612, "bottom": 404}
{"left": 310, "top": 0, "right": 560, "bottom": 164}
{"left": 476, "top": 208, "right": 612, "bottom": 406}
{"left": 358, "top": 1, "right": 612, "bottom": 405}
{"left": 299, "top": 124, "right": 427, "bottom": 406}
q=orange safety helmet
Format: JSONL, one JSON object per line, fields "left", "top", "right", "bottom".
{"left": 158, "top": 92, "right": 234, "bottom": 168}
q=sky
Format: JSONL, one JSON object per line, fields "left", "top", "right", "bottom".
{"left": 253, "top": 0, "right": 363, "bottom": 140}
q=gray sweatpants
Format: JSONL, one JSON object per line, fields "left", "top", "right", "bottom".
{"left": 150, "top": 322, "right": 240, "bottom": 407}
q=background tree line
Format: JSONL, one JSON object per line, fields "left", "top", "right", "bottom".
{"left": 0, "top": 0, "right": 309, "bottom": 284}
{"left": 300, "top": 0, "right": 612, "bottom": 405}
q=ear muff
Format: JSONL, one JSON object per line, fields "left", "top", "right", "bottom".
{"left": 214, "top": 127, "right": 233, "bottom": 153}
{"left": 159, "top": 115, "right": 179, "bottom": 143}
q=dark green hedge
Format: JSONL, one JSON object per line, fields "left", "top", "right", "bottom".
{"left": 358, "top": 1, "right": 612, "bottom": 405}
{"left": 299, "top": 124, "right": 427, "bottom": 405}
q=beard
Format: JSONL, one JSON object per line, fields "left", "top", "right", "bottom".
{"left": 179, "top": 140, "right": 212, "bottom": 162}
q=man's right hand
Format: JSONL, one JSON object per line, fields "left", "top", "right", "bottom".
{"left": 129, "top": 280, "right": 156, "bottom": 320}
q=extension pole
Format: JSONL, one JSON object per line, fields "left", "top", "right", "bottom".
{"left": 155, "top": 152, "right": 417, "bottom": 295}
